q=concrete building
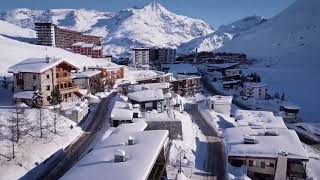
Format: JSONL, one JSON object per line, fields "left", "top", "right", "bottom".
{"left": 171, "top": 75, "right": 201, "bottom": 97}
{"left": 150, "top": 47, "right": 176, "bottom": 64}
{"left": 279, "top": 103, "right": 301, "bottom": 123}
{"left": 35, "top": 23, "right": 101, "bottom": 49}
{"left": 128, "top": 89, "right": 166, "bottom": 112}
{"left": 243, "top": 82, "right": 268, "bottom": 100}
{"left": 207, "top": 95, "right": 233, "bottom": 116}
{"left": 8, "top": 57, "right": 80, "bottom": 105}
{"left": 132, "top": 48, "right": 150, "bottom": 70}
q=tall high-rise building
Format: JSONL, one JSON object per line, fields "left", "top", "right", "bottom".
{"left": 132, "top": 48, "right": 150, "bottom": 69}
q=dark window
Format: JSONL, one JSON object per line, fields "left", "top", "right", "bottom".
{"left": 269, "top": 163, "right": 275, "bottom": 168}
{"left": 18, "top": 73, "right": 23, "bottom": 80}
{"left": 47, "top": 74, "right": 50, "bottom": 79}
{"left": 249, "top": 160, "right": 254, "bottom": 166}
{"left": 47, "top": 96, "right": 51, "bottom": 101}
{"left": 46, "top": 85, "right": 50, "bottom": 91}
{"left": 20, "top": 85, "right": 23, "bottom": 90}
{"left": 56, "top": 73, "right": 59, "bottom": 78}
{"left": 60, "top": 84, "right": 63, "bottom": 89}
{"left": 33, "top": 86, "right": 37, "bottom": 91}
{"left": 64, "top": 94, "right": 68, "bottom": 98}
{"left": 64, "top": 72, "right": 67, "bottom": 77}
{"left": 68, "top": 93, "right": 71, "bottom": 97}
{"left": 33, "top": 74, "right": 36, "bottom": 80}
{"left": 261, "top": 162, "right": 266, "bottom": 168}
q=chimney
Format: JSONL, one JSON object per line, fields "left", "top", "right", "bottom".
{"left": 128, "top": 136, "right": 134, "bottom": 145}
{"left": 114, "top": 150, "right": 126, "bottom": 163}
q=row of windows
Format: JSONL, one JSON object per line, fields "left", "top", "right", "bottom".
{"left": 248, "top": 160, "right": 275, "bottom": 168}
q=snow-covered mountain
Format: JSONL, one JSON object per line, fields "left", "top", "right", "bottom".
{"left": 0, "top": 2, "right": 214, "bottom": 56}
{"left": 220, "top": 0, "right": 320, "bottom": 122}
{"left": 178, "top": 16, "right": 267, "bottom": 54}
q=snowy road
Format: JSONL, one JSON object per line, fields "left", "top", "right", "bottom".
{"left": 186, "top": 103, "right": 228, "bottom": 180}
{"left": 42, "top": 92, "right": 117, "bottom": 179}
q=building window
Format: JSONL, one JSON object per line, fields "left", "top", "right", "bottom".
{"left": 33, "top": 86, "right": 37, "bottom": 91}
{"left": 64, "top": 94, "right": 68, "bottom": 99}
{"left": 18, "top": 73, "right": 23, "bottom": 80}
{"left": 64, "top": 72, "right": 67, "bottom": 77}
{"left": 47, "top": 96, "right": 51, "bottom": 101}
{"left": 46, "top": 85, "right": 50, "bottom": 91}
{"left": 269, "top": 163, "right": 275, "bottom": 168}
{"left": 249, "top": 160, "right": 253, "bottom": 166}
{"left": 20, "top": 85, "right": 23, "bottom": 90}
{"left": 47, "top": 74, "right": 50, "bottom": 79}
{"left": 68, "top": 93, "right": 71, "bottom": 97}
{"left": 60, "top": 84, "right": 63, "bottom": 89}
{"left": 33, "top": 74, "right": 36, "bottom": 80}
{"left": 56, "top": 73, "right": 59, "bottom": 78}
{"left": 261, "top": 162, "right": 266, "bottom": 168}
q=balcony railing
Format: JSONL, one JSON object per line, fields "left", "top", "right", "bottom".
{"left": 60, "top": 86, "right": 80, "bottom": 94}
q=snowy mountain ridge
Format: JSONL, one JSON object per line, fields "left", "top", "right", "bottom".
{"left": 0, "top": 2, "right": 215, "bottom": 56}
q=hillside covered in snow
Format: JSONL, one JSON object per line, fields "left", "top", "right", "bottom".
{"left": 0, "top": 2, "right": 214, "bottom": 56}
{"left": 178, "top": 16, "right": 268, "bottom": 54}
{"left": 220, "top": 0, "right": 320, "bottom": 122}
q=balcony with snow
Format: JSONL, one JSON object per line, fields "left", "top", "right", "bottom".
{"left": 207, "top": 95, "right": 233, "bottom": 116}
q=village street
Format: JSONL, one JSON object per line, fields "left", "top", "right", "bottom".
{"left": 185, "top": 103, "right": 228, "bottom": 180}
{"left": 41, "top": 92, "right": 117, "bottom": 179}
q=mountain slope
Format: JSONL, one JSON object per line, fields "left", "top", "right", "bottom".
{"left": 1, "top": 2, "right": 214, "bottom": 56}
{"left": 178, "top": 16, "right": 267, "bottom": 53}
{"left": 220, "top": 0, "right": 320, "bottom": 122}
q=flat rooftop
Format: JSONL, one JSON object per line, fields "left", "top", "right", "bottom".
{"left": 128, "top": 89, "right": 164, "bottom": 102}
{"left": 61, "top": 123, "right": 169, "bottom": 180}
{"left": 128, "top": 83, "right": 170, "bottom": 92}
{"left": 235, "top": 110, "right": 287, "bottom": 129}
{"left": 162, "top": 63, "right": 198, "bottom": 75}
{"left": 208, "top": 95, "right": 233, "bottom": 104}
{"left": 224, "top": 126, "right": 308, "bottom": 160}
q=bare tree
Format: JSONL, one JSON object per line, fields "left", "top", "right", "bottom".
{"left": 32, "top": 91, "right": 44, "bottom": 138}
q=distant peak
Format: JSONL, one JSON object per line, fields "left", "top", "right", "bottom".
{"left": 143, "top": 1, "right": 168, "bottom": 11}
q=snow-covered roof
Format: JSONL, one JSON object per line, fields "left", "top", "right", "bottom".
{"left": 13, "top": 91, "right": 34, "bottom": 99}
{"left": 162, "top": 64, "right": 198, "bottom": 75}
{"left": 111, "top": 120, "right": 147, "bottom": 135}
{"left": 81, "top": 43, "right": 95, "bottom": 48}
{"left": 72, "top": 42, "right": 84, "bottom": 46}
{"left": 8, "top": 57, "right": 78, "bottom": 74}
{"left": 72, "top": 70, "right": 101, "bottom": 79}
{"left": 113, "top": 100, "right": 132, "bottom": 109}
{"left": 235, "top": 110, "right": 287, "bottom": 129}
{"left": 244, "top": 82, "right": 268, "bottom": 88}
{"left": 128, "top": 83, "right": 170, "bottom": 92}
{"left": 111, "top": 108, "right": 133, "bottom": 121}
{"left": 92, "top": 46, "right": 102, "bottom": 50}
{"left": 128, "top": 89, "right": 164, "bottom": 102}
{"left": 281, "top": 103, "right": 300, "bottom": 110}
{"left": 87, "top": 62, "right": 122, "bottom": 70}
{"left": 61, "top": 129, "right": 169, "bottom": 180}
{"left": 224, "top": 126, "right": 308, "bottom": 160}
{"left": 208, "top": 95, "right": 233, "bottom": 104}
{"left": 137, "top": 110, "right": 178, "bottom": 122}
{"left": 222, "top": 80, "right": 241, "bottom": 85}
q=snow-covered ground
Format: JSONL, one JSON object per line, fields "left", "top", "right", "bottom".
{"left": 0, "top": 85, "right": 82, "bottom": 180}
{"left": 303, "top": 144, "right": 320, "bottom": 180}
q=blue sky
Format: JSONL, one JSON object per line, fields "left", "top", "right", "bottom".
{"left": 0, "top": 0, "right": 295, "bottom": 27}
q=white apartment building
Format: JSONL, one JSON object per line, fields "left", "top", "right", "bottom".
{"left": 158, "top": 48, "right": 176, "bottom": 64}
{"left": 132, "top": 48, "right": 150, "bottom": 69}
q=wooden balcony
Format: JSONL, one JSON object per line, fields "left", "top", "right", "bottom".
{"left": 60, "top": 85, "right": 80, "bottom": 94}
{"left": 57, "top": 76, "right": 72, "bottom": 83}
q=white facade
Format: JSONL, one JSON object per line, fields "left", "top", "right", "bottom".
{"left": 244, "top": 82, "right": 268, "bottom": 100}
{"left": 132, "top": 48, "right": 150, "bottom": 69}
{"left": 207, "top": 95, "right": 233, "bottom": 116}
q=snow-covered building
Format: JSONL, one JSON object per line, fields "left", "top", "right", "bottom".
{"left": 61, "top": 121, "right": 170, "bottom": 180}
{"left": 72, "top": 70, "right": 102, "bottom": 94}
{"left": 149, "top": 47, "right": 176, "bottom": 64}
{"left": 222, "top": 80, "right": 241, "bottom": 90}
{"left": 132, "top": 48, "right": 150, "bottom": 70}
{"left": 235, "top": 110, "right": 287, "bottom": 129}
{"left": 224, "top": 126, "right": 308, "bottom": 180}
{"left": 111, "top": 100, "right": 134, "bottom": 127}
{"left": 206, "top": 62, "right": 240, "bottom": 73}
{"left": 279, "top": 103, "right": 300, "bottom": 123}
{"left": 162, "top": 63, "right": 199, "bottom": 76}
{"left": 243, "top": 82, "right": 268, "bottom": 100}
{"left": 128, "top": 89, "right": 166, "bottom": 112}
{"left": 171, "top": 75, "right": 201, "bottom": 97}
{"left": 136, "top": 72, "right": 173, "bottom": 84}
{"left": 128, "top": 83, "right": 170, "bottom": 93}
{"left": 207, "top": 95, "right": 233, "bottom": 116}
{"left": 88, "top": 63, "right": 125, "bottom": 81}
{"left": 8, "top": 57, "right": 81, "bottom": 105}
{"left": 71, "top": 42, "right": 103, "bottom": 58}
{"left": 224, "top": 69, "right": 242, "bottom": 80}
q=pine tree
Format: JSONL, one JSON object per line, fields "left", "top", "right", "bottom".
{"left": 50, "top": 86, "right": 62, "bottom": 133}
{"left": 32, "top": 90, "right": 44, "bottom": 138}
